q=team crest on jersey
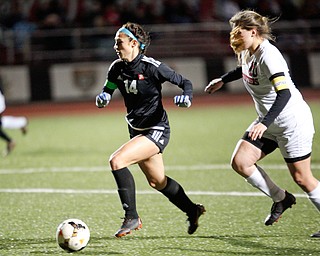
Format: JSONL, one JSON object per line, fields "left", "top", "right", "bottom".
{"left": 138, "top": 74, "right": 144, "bottom": 80}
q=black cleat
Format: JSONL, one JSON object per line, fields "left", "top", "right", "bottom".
{"left": 114, "top": 217, "right": 142, "bottom": 238}
{"left": 264, "top": 191, "right": 296, "bottom": 226}
{"left": 311, "top": 231, "right": 320, "bottom": 238}
{"left": 187, "top": 204, "right": 206, "bottom": 234}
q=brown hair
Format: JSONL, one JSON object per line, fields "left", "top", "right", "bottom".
{"left": 122, "top": 22, "right": 151, "bottom": 54}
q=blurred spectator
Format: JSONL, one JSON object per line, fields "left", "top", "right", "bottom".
{"left": 117, "top": 0, "right": 138, "bottom": 24}
{"left": 277, "top": 0, "right": 301, "bottom": 20}
{"left": 78, "top": 0, "right": 104, "bottom": 27}
{"left": 215, "top": 0, "right": 240, "bottom": 21}
{"left": 0, "top": 1, "right": 36, "bottom": 63}
{"left": 0, "top": 0, "right": 319, "bottom": 64}
{"left": 163, "top": 0, "right": 199, "bottom": 23}
{"left": 12, "top": 16, "right": 37, "bottom": 63}
{"left": 34, "top": 0, "right": 66, "bottom": 28}
{"left": 2, "top": 0, "right": 320, "bottom": 29}
{"left": 256, "top": 0, "right": 281, "bottom": 17}
{"left": 103, "top": 3, "right": 121, "bottom": 26}
{"left": 300, "top": 0, "right": 320, "bottom": 20}
{"left": 32, "top": 0, "right": 72, "bottom": 51}
{"left": 238, "top": 0, "right": 259, "bottom": 9}
{"left": 132, "top": 1, "right": 154, "bottom": 24}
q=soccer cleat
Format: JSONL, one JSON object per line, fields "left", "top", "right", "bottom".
{"left": 114, "top": 217, "right": 142, "bottom": 238}
{"left": 311, "top": 231, "right": 320, "bottom": 238}
{"left": 187, "top": 204, "right": 206, "bottom": 234}
{"left": 3, "top": 140, "right": 16, "bottom": 157}
{"left": 21, "top": 127, "right": 27, "bottom": 135}
{"left": 264, "top": 191, "right": 296, "bottom": 226}
{"left": 21, "top": 118, "right": 28, "bottom": 135}
{"left": 21, "top": 125, "right": 28, "bottom": 135}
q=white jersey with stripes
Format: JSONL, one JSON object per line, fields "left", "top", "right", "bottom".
{"left": 240, "top": 39, "right": 306, "bottom": 122}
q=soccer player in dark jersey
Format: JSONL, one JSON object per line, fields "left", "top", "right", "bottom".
{"left": 95, "top": 22, "right": 205, "bottom": 238}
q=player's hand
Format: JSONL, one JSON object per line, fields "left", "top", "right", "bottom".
{"left": 95, "top": 92, "right": 111, "bottom": 108}
{"left": 249, "top": 123, "right": 267, "bottom": 141}
{"left": 205, "top": 78, "right": 223, "bottom": 94}
{"left": 174, "top": 95, "right": 191, "bottom": 108}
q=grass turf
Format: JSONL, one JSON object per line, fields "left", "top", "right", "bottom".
{"left": 0, "top": 102, "right": 319, "bottom": 255}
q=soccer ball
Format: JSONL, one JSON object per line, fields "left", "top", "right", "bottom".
{"left": 56, "top": 218, "right": 90, "bottom": 252}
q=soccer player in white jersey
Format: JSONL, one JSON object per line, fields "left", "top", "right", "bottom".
{"left": 205, "top": 10, "right": 320, "bottom": 238}
{"left": 0, "top": 86, "right": 14, "bottom": 156}
{"left": 0, "top": 83, "right": 28, "bottom": 156}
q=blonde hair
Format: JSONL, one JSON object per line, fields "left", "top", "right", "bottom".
{"left": 229, "top": 10, "right": 277, "bottom": 62}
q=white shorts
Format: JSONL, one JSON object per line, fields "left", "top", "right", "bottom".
{"left": 247, "top": 103, "right": 315, "bottom": 159}
{"left": 2, "top": 116, "right": 28, "bottom": 129}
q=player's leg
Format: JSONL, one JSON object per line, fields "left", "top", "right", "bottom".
{"left": 110, "top": 135, "right": 158, "bottom": 237}
{"left": 287, "top": 157, "right": 320, "bottom": 237}
{"left": 280, "top": 108, "right": 319, "bottom": 235}
{"left": 231, "top": 139, "right": 284, "bottom": 198}
{"left": 0, "top": 117, "right": 15, "bottom": 156}
{"left": 2, "top": 116, "right": 28, "bottom": 135}
{"left": 110, "top": 135, "right": 158, "bottom": 220}
{"left": 287, "top": 157, "right": 319, "bottom": 193}
{"left": 231, "top": 138, "right": 295, "bottom": 225}
{"left": 138, "top": 154, "right": 205, "bottom": 234}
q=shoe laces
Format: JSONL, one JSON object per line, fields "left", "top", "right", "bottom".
{"left": 120, "top": 217, "right": 129, "bottom": 224}
{"left": 120, "top": 217, "right": 137, "bottom": 225}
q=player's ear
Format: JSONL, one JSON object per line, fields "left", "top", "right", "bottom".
{"left": 131, "top": 40, "right": 138, "bottom": 48}
{"left": 251, "top": 28, "right": 258, "bottom": 37}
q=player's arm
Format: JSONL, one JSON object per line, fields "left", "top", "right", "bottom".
{"left": 221, "top": 66, "right": 242, "bottom": 83}
{"left": 205, "top": 66, "right": 242, "bottom": 94}
{"left": 95, "top": 79, "right": 116, "bottom": 108}
{"left": 261, "top": 72, "right": 291, "bottom": 127}
{"left": 249, "top": 72, "right": 291, "bottom": 140}
{"left": 173, "top": 77, "right": 192, "bottom": 108}
{"left": 157, "top": 63, "right": 193, "bottom": 107}
{"left": 96, "top": 60, "right": 121, "bottom": 108}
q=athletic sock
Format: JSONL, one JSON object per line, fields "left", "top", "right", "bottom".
{"left": 246, "top": 165, "right": 285, "bottom": 202}
{"left": 159, "top": 176, "right": 195, "bottom": 214}
{"left": 112, "top": 167, "right": 139, "bottom": 219}
{"left": 307, "top": 181, "right": 320, "bottom": 211}
{"left": 0, "top": 128, "right": 11, "bottom": 142}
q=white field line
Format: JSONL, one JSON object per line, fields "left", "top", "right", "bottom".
{"left": 1, "top": 164, "right": 320, "bottom": 175}
{"left": 0, "top": 164, "right": 317, "bottom": 198}
{"left": 0, "top": 188, "right": 308, "bottom": 198}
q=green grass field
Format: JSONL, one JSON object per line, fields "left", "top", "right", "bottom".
{"left": 1, "top": 102, "right": 319, "bottom": 255}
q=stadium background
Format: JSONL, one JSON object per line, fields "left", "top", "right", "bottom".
{"left": 0, "top": 0, "right": 319, "bottom": 105}
{"left": 1, "top": 2, "right": 320, "bottom": 255}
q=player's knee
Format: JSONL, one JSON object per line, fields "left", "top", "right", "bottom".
{"left": 148, "top": 181, "right": 157, "bottom": 189}
{"left": 291, "top": 172, "right": 305, "bottom": 187}
{"left": 231, "top": 156, "right": 244, "bottom": 172}
{"left": 148, "top": 178, "right": 166, "bottom": 190}
{"left": 231, "top": 153, "right": 257, "bottom": 174}
{"left": 109, "top": 154, "right": 124, "bottom": 170}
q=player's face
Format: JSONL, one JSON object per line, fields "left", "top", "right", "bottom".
{"left": 114, "top": 33, "right": 137, "bottom": 61}
{"left": 230, "top": 27, "right": 256, "bottom": 53}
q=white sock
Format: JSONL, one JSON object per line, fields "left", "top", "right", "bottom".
{"left": 307, "top": 182, "right": 320, "bottom": 212}
{"left": 246, "top": 165, "right": 285, "bottom": 202}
